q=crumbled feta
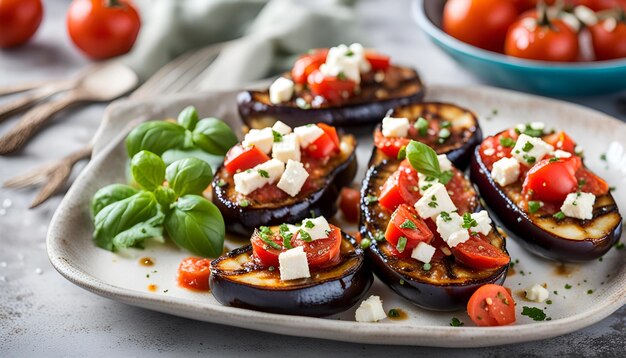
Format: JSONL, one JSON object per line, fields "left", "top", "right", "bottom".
{"left": 530, "top": 122, "right": 545, "bottom": 130}
{"left": 300, "top": 216, "right": 332, "bottom": 240}
{"left": 553, "top": 150, "right": 572, "bottom": 158}
{"left": 233, "top": 159, "right": 284, "bottom": 195}
{"left": 242, "top": 127, "right": 274, "bottom": 154}
{"left": 511, "top": 134, "right": 554, "bottom": 165}
{"left": 320, "top": 44, "right": 362, "bottom": 84}
{"left": 347, "top": 43, "right": 372, "bottom": 72}
{"left": 471, "top": 210, "right": 492, "bottom": 236}
{"left": 278, "top": 246, "right": 310, "bottom": 281}
{"left": 437, "top": 154, "right": 453, "bottom": 171}
{"left": 381, "top": 116, "right": 410, "bottom": 138}
{"left": 436, "top": 211, "right": 463, "bottom": 241}
{"left": 294, "top": 124, "right": 324, "bottom": 148}
{"left": 272, "top": 120, "right": 292, "bottom": 135}
{"left": 269, "top": 77, "right": 294, "bottom": 104}
{"left": 491, "top": 157, "right": 520, "bottom": 187}
{"left": 414, "top": 183, "right": 457, "bottom": 219}
{"left": 525, "top": 284, "right": 550, "bottom": 303}
{"left": 277, "top": 159, "right": 309, "bottom": 197}
{"left": 256, "top": 159, "right": 285, "bottom": 183}
{"left": 355, "top": 295, "right": 387, "bottom": 323}
{"left": 272, "top": 133, "right": 300, "bottom": 163}
{"left": 411, "top": 242, "right": 436, "bottom": 264}
{"left": 447, "top": 230, "right": 470, "bottom": 248}
{"left": 561, "top": 192, "right": 595, "bottom": 220}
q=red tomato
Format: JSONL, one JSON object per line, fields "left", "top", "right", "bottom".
{"left": 505, "top": 14, "right": 579, "bottom": 62}
{"left": 467, "top": 284, "right": 516, "bottom": 326}
{"left": 452, "top": 234, "right": 510, "bottom": 269}
{"left": 479, "top": 132, "right": 517, "bottom": 169}
{"left": 385, "top": 204, "right": 433, "bottom": 257}
{"left": 397, "top": 161, "right": 422, "bottom": 205}
{"left": 67, "top": 0, "right": 141, "bottom": 60}
{"left": 577, "top": 168, "right": 610, "bottom": 196}
{"left": 251, "top": 229, "right": 284, "bottom": 268}
{"left": 589, "top": 19, "right": 626, "bottom": 61}
{"left": 365, "top": 51, "right": 391, "bottom": 71}
{"left": 0, "top": 0, "right": 42, "bottom": 48}
{"left": 291, "top": 49, "right": 328, "bottom": 84}
{"left": 578, "top": 0, "right": 626, "bottom": 11}
{"left": 339, "top": 188, "right": 360, "bottom": 223}
{"left": 223, "top": 145, "right": 270, "bottom": 174}
{"left": 379, "top": 170, "right": 405, "bottom": 211}
{"left": 247, "top": 183, "right": 288, "bottom": 202}
{"left": 543, "top": 131, "right": 576, "bottom": 153}
{"left": 177, "top": 257, "right": 211, "bottom": 291}
{"left": 443, "top": 0, "right": 519, "bottom": 52}
{"left": 306, "top": 123, "right": 340, "bottom": 159}
{"left": 523, "top": 156, "right": 581, "bottom": 203}
{"left": 373, "top": 128, "right": 411, "bottom": 158}
{"left": 307, "top": 69, "right": 357, "bottom": 102}
{"left": 292, "top": 224, "right": 342, "bottom": 269}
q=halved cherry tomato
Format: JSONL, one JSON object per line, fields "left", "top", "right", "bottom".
{"left": 379, "top": 170, "right": 405, "bottom": 211}
{"left": 397, "top": 161, "right": 422, "bottom": 205}
{"left": 365, "top": 51, "right": 391, "bottom": 71}
{"left": 522, "top": 156, "right": 581, "bottom": 203}
{"left": 291, "top": 49, "right": 328, "bottom": 84}
{"left": 177, "top": 257, "right": 212, "bottom": 291}
{"left": 452, "top": 234, "right": 510, "bottom": 269}
{"left": 589, "top": 18, "right": 626, "bottom": 61}
{"left": 339, "top": 187, "right": 360, "bottom": 223}
{"left": 223, "top": 145, "right": 270, "bottom": 174}
{"left": 543, "top": 131, "right": 576, "bottom": 153}
{"left": 251, "top": 229, "right": 284, "bottom": 268}
{"left": 577, "top": 168, "right": 610, "bottom": 196}
{"left": 373, "top": 129, "right": 411, "bottom": 158}
{"left": 306, "top": 123, "right": 340, "bottom": 159}
{"left": 479, "top": 133, "right": 516, "bottom": 169}
{"left": 292, "top": 224, "right": 342, "bottom": 269}
{"left": 467, "top": 284, "right": 516, "bottom": 326}
{"left": 385, "top": 204, "right": 433, "bottom": 258}
{"left": 307, "top": 69, "right": 357, "bottom": 103}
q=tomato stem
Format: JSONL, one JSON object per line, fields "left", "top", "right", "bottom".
{"left": 106, "top": 0, "right": 124, "bottom": 8}
{"left": 536, "top": 1, "right": 557, "bottom": 32}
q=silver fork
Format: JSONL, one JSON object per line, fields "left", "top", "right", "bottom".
{"left": 3, "top": 42, "right": 227, "bottom": 208}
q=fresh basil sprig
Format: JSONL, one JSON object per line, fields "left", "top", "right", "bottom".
{"left": 91, "top": 184, "right": 138, "bottom": 217}
{"left": 192, "top": 117, "right": 238, "bottom": 156}
{"left": 405, "top": 140, "right": 453, "bottom": 185}
{"left": 165, "top": 157, "right": 213, "bottom": 197}
{"left": 126, "top": 121, "right": 187, "bottom": 157}
{"left": 131, "top": 151, "right": 166, "bottom": 191}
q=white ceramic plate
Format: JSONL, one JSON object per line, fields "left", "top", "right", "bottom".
{"left": 47, "top": 85, "right": 626, "bottom": 347}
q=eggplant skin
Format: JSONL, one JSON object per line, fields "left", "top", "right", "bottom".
{"left": 470, "top": 146, "right": 623, "bottom": 262}
{"left": 209, "top": 233, "right": 373, "bottom": 317}
{"left": 237, "top": 66, "right": 425, "bottom": 128}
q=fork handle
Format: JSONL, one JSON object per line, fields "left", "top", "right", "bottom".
{"left": 0, "top": 79, "right": 67, "bottom": 96}
{"left": 0, "top": 86, "right": 66, "bottom": 122}
{"left": 0, "top": 93, "right": 82, "bottom": 155}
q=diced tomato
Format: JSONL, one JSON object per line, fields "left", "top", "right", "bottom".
{"left": 452, "top": 234, "right": 510, "bottom": 269}
{"left": 365, "top": 51, "right": 391, "bottom": 71}
{"left": 479, "top": 131, "right": 517, "bottom": 169}
{"left": 177, "top": 257, "right": 212, "bottom": 291}
{"left": 291, "top": 49, "right": 328, "bottom": 84}
{"left": 397, "top": 160, "right": 422, "bottom": 205}
{"left": 522, "top": 156, "right": 581, "bottom": 203}
{"left": 292, "top": 224, "right": 342, "bottom": 269}
{"left": 467, "top": 284, "right": 516, "bottom": 327}
{"left": 307, "top": 69, "right": 357, "bottom": 103}
{"left": 318, "top": 123, "right": 340, "bottom": 149}
{"left": 543, "top": 131, "right": 576, "bottom": 153}
{"left": 339, "top": 187, "right": 360, "bottom": 223}
{"left": 385, "top": 204, "right": 433, "bottom": 258}
{"left": 576, "top": 168, "right": 609, "bottom": 196}
{"left": 251, "top": 229, "right": 284, "bottom": 268}
{"left": 379, "top": 170, "right": 405, "bottom": 211}
{"left": 224, "top": 145, "right": 270, "bottom": 174}
{"left": 373, "top": 129, "right": 411, "bottom": 158}
{"left": 306, "top": 123, "right": 340, "bottom": 159}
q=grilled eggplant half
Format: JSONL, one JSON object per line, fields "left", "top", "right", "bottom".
{"left": 212, "top": 135, "right": 357, "bottom": 236}
{"left": 238, "top": 65, "right": 424, "bottom": 129}
{"left": 359, "top": 159, "right": 509, "bottom": 311}
{"left": 209, "top": 231, "right": 372, "bottom": 317}
{"left": 370, "top": 102, "right": 482, "bottom": 170}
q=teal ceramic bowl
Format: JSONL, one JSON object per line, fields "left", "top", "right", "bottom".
{"left": 413, "top": 0, "right": 626, "bottom": 96}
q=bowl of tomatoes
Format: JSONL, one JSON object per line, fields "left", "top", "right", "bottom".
{"left": 413, "top": 0, "right": 626, "bottom": 95}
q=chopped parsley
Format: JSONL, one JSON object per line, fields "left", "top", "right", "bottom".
{"left": 441, "top": 120, "right": 452, "bottom": 129}
{"left": 337, "top": 71, "right": 347, "bottom": 81}
{"left": 365, "top": 195, "right": 378, "bottom": 205}
{"left": 399, "top": 219, "right": 417, "bottom": 229}
{"left": 415, "top": 117, "right": 429, "bottom": 136}
{"left": 440, "top": 211, "right": 452, "bottom": 222}
{"left": 499, "top": 137, "right": 516, "bottom": 148}
{"left": 422, "top": 263, "right": 432, "bottom": 271}
{"left": 258, "top": 169, "right": 269, "bottom": 178}
{"left": 587, "top": 289, "right": 594, "bottom": 294}
{"left": 515, "top": 123, "right": 543, "bottom": 137}
{"left": 546, "top": 300, "right": 552, "bottom": 305}
{"left": 217, "top": 179, "right": 227, "bottom": 187}
{"left": 304, "top": 220, "right": 315, "bottom": 229}
{"left": 279, "top": 224, "right": 293, "bottom": 249}
{"left": 449, "top": 317, "right": 464, "bottom": 327}
{"left": 462, "top": 213, "right": 478, "bottom": 229}
{"left": 360, "top": 238, "right": 371, "bottom": 249}
{"left": 258, "top": 226, "right": 281, "bottom": 250}
{"left": 272, "top": 130, "right": 283, "bottom": 142}
{"left": 523, "top": 154, "right": 536, "bottom": 164}
{"left": 553, "top": 211, "right": 566, "bottom": 221}
{"left": 565, "top": 283, "right": 572, "bottom": 289}
{"left": 521, "top": 306, "right": 547, "bottom": 321}
{"left": 298, "top": 229, "right": 312, "bottom": 242}
{"left": 522, "top": 142, "right": 535, "bottom": 152}
{"left": 239, "top": 199, "right": 250, "bottom": 207}
{"left": 600, "top": 153, "right": 607, "bottom": 161}
{"left": 374, "top": 232, "right": 385, "bottom": 242}
{"left": 388, "top": 309, "right": 401, "bottom": 318}
{"left": 396, "top": 236, "right": 407, "bottom": 253}
{"left": 528, "top": 201, "right": 543, "bottom": 214}
{"left": 428, "top": 201, "right": 438, "bottom": 208}
{"left": 615, "top": 242, "right": 624, "bottom": 250}
{"left": 549, "top": 157, "right": 559, "bottom": 163}
{"left": 438, "top": 128, "right": 451, "bottom": 139}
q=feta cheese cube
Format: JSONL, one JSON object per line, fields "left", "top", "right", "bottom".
{"left": 447, "top": 230, "right": 470, "bottom": 248}
{"left": 233, "top": 169, "right": 265, "bottom": 195}
{"left": 255, "top": 159, "right": 285, "bottom": 184}
{"left": 381, "top": 116, "right": 410, "bottom": 138}
{"left": 272, "top": 120, "right": 292, "bottom": 135}
{"left": 491, "top": 157, "right": 520, "bottom": 187}
{"left": 511, "top": 134, "right": 554, "bottom": 165}
{"left": 272, "top": 133, "right": 300, "bottom": 163}
{"left": 294, "top": 124, "right": 324, "bottom": 148}
{"left": 417, "top": 173, "right": 438, "bottom": 195}
{"left": 561, "top": 192, "right": 595, "bottom": 220}
{"left": 436, "top": 211, "right": 463, "bottom": 241}
{"left": 242, "top": 127, "right": 274, "bottom": 154}
{"left": 437, "top": 154, "right": 453, "bottom": 171}
{"left": 322, "top": 44, "right": 362, "bottom": 84}
{"left": 269, "top": 77, "right": 294, "bottom": 104}
{"left": 530, "top": 122, "right": 545, "bottom": 130}
{"left": 355, "top": 295, "right": 387, "bottom": 323}
{"left": 278, "top": 246, "right": 310, "bottom": 281}
{"left": 553, "top": 149, "right": 572, "bottom": 158}
{"left": 525, "top": 284, "right": 550, "bottom": 303}
{"left": 299, "top": 216, "right": 331, "bottom": 240}
{"left": 471, "top": 210, "right": 492, "bottom": 236}
{"left": 277, "top": 159, "right": 309, "bottom": 197}
{"left": 411, "top": 242, "right": 436, "bottom": 264}
{"left": 414, "top": 183, "right": 457, "bottom": 219}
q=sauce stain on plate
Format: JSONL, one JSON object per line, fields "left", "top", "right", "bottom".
{"left": 139, "top": 257, "right": 155, "bottom": 266}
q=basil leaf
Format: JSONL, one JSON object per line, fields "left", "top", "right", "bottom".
{"left": 112, "top": 210, "right": 165, "bottom": 249}
{"left": 93, "top": 191, "right": 159, "bottom": 251}
{"left": 161, "top": 148, "right": 224, "bottom": 174}
{"left": 165, "top": 195, "right": 224, "bottom": 257}
{"left": 130, "top": 151, "right": 166, "bottom": 191}
{"left": 192, "top": 118, "right": 238, "bottom": 156}
{"left": 91, "top": 184, "right": 138, "bottom": 217}
{"left": 177, "top": 106, "right": 199, "bottom": 131}
{"left": 405, "top": 140, "right": 441, "bottom": 178}
{"left": 126, "top": 121, "right": 186, "bottom": 157}
{"left": 154, "top": 186, "right": 176, "bottom": 209}
{"left": 165, "top": 157, "right": 213, "bottom": 197}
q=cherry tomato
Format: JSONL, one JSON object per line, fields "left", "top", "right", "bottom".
{"left": 543, "top": 131, "right": 576, "bottom": 153}
{"left": 291, "top": 49, "right": 328, "bottom": 84}
{"left": 505, "top": 13, "right": 580, "bottom": 62}
{"left": 379, "top": 170, "right": 405, "bottom": 211}
{"left": 67, "top": 0, "right": 141, "bottom": 60}
{"left": 373, "top": 128, "right": 411, "bottom": 158}
{"left": 385, "top": 204, "right": 433, "bottom": 258}
{"left": 307, "top": 69, "right": 357, "bottom": 103}
{"left": 364, "top": 51, "right": 391, "bottom": 71}
{"left": 589, "top": 18, "right": 626, "bottom": 61}
{"left": 452, "top": 234, "right": 510, "bottom": 269}
{"left": 306, "top": 123, "right": 340, "bottom": 159}
{"left": 576, "top": 168, "right": 610, "bottom": 196}
{"left": 443, "top": 0, "right": 519, "bottom": 52}
{"left": 292, "top": 224, "right": 342, "bottom": 269}
{"left": 478, "top": 132, "right": 517, "bottom": 169}
{"left": 397, "top": 161, "right": 422, "bottom": 205}
{"left": 0, "top": 0, "right": 43, "bottom": 48}
{"left": 250, "top": 229, "right": 284, "bottom": 268}
{"left": 467, "top": 284, "right": 516, "bottom": 326}
{"left": 223, "top": 144, "right": 270, "bottom": 174}
{"left": 177, "top": 257, "right": 212, "bottom": 291}
{"left": 339, "top": 187, "right": 360, "bottom": 223}
{"left": 578, "top": 0, "right": 626, "bottom": 11}
{"left": 522, "top": 156, "right": 581, "bottom": 203}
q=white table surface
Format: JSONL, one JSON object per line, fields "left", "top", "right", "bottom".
{"left": 1, "top": 0, "right": 624, "bottom": 356}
